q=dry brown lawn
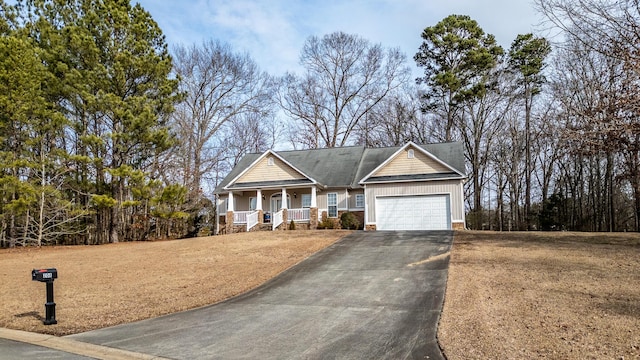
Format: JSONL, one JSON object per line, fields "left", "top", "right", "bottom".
{"left": 4, "top": 228, "right": 640, "bottom": 359}
{"left": 439, "top": 231, "right": 640, "bottom": 359}
{"left": 0, "top": 230, "right": 350, "bottom": 336}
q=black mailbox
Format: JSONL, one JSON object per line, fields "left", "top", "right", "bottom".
{"left": 31, "top": 268, "right": 58, "bottom": 325}
{"left": 32, "top": 268, "right": 57, "bottom": 282}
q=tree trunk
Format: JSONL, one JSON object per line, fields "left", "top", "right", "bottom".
{"left": 8, "top": 198, "right": 16, "bottom": 248}
{"left": 605, "top": 152, "right": 614, "bottom": 232}
{"left": 524, "top": 88, "right": 532, "bottom": 230}
{"left": 628, "top": 148, "right": 640, "bottom": 232}
{"left": 497, "top": 175, "right": 505, "bottom": 231}
{"left": 110, "top": 179, "right": 121, "bottom": 244}
{"left": 446, "top": 108, "right": 454, "bottom": 142}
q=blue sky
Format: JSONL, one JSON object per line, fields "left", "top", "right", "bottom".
{"left": 135, "top": 0, "right": 545, "bottom": 76}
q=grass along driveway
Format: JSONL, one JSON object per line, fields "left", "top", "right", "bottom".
{"left": 4, "top": 228, "right": 638, "bottom": 359}
{"left": 439, "top": 231, "right": 640, "bottom": 359}
{"left": 0, "top": 230, "right": 350, "bottom": 336}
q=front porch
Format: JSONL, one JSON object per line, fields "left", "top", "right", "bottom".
{"left": 219, "top": 187, "right": 319, "bottom": 234}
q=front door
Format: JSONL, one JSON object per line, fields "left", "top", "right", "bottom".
{"left": 270, "top": 194, "right": 290, "bottom": 213}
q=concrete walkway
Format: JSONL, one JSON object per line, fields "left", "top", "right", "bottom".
{"left": 3, "top": 231, "right": 452, "bottom": 359}
{"left": 0, "top": 328, "right": 168, "bottom": 359}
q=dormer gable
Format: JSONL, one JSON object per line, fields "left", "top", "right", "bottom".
{"left": 359, "top": 142, "right": 465, "bottom": 184}
{"left": 372, "top": 145, "right": 450, "bottom": 177}
{"left": 223, "top": 150, "right": 316, "bottom": 190}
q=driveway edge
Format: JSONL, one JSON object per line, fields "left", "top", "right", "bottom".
{"left": 0, "top": 327, "right": 170, "bottom": 360}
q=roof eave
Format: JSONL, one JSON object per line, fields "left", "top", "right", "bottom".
{"left": 360, "top": 175, "right": 466, "bottom": 185}
{"left": 220, "top": 181, "right": 323, "bottom": 193}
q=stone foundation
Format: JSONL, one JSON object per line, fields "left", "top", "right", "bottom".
{"left": 365, "top": 224, "right": 377, "bottom": 231}
{"left": 318, "top": 211, "right": 340, "bottom": 229}
{"left": 225, "top": 211, "right": 234, "bottom": 234}
{"left": 452, "top": 222, "right": 465, "bottom": 230}
{"left": 310, "top": 207, "right": 318, "bottom": 230}
{"left": 282, "top": 209, "right": 288, "bottom": 231}
{"left": 290, "top": 222, "right": 311, "bottom": 230}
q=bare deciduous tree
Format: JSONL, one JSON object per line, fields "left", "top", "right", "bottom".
{"left": 536, "top": 0, "right": 640, "bottom": 62}
{"left": 279, "top": 31, "right": 410, "bottom": 149}
{"left": 355, "top": 87, "right": 437, "bottom": 147}
{"left": 171, "top": 40, "right": 276, "bottom": 202}
{"left": 223, "top": 112, "right": 280, "bottom": 167}
{"left": 548, "top": 34, "right": 629, "bottom": 231}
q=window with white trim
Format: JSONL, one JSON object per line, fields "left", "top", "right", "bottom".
{"left": 407, "top": 149, "right": 415, "bottom": 159}
{"left": 249, "top": 197, "right": 257, "bottom": 211}
{"left": 327, "top": 193, "right": 338, "bottom": 218}
{"left": 301, "top": 194, "right": 311, "bottom": 208}
{"left": 267, "top": 157, "right": 274, "bottom": 165}
{"left": 355, "top": 194, "right": 365, "bottom": 208}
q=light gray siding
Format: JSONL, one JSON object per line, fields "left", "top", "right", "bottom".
{"left": 316, "top": 190, "right": 349, "bottom": 218}
{"left": 349, "top": 189, "right": 365, "bottom": 210}
{"left": 316, "top": 193, "right": 327, "bottom": 209}
{"left": 237, "top": 155, "right": 305, "bottom": 183}
{"left": 316, "top": 190, "right": 348, "bottom": 210}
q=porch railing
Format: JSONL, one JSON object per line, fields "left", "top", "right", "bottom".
{"left": 272, "top": 210, "right": 283, "bottom": 230}
{"left": 233, "top": 211, "right": 252, "bottom": 224}
{"left": 246, "top": 211, "right": 259, "bottom": 232}
{"left": 288, "top": 208, "right": 310, "bottom": 221}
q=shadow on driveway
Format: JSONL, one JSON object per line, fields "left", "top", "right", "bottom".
{"left": 69, "top": 231, "right": 453, "bottom": 359}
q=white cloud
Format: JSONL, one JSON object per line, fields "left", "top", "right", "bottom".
{"left": 138, "top": 0, "right": 544, "bottom": 76}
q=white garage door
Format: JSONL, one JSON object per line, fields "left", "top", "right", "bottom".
{"left": 376, "top": 195, "right": 451, "bottom": 230}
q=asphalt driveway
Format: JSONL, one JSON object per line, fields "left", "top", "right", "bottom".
{"left": 68, "top": 231, "right": 452, "bottom": 359}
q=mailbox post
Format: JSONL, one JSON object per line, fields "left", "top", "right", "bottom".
{"left": 31, "top": 268, "right": 57, "bottom": 325}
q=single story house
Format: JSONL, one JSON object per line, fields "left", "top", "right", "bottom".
{"left": 213, "top": 141, "right": 466, "bottom": 233}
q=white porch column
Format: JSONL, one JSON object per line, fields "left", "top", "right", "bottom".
{"left": 309, "top": 186, "right": 318, "bottom": 229}
{"left": 225, "top": 191, "right": 235, "bottom": 234}
{"left": 228, "top": 191, "right": 234, "bottom": 212}
{"left": 281, "top": 188, "right": 288, "bottom": 209}
{"left": 311, "top": 186, "right": 317, "bottom": 207}
{"left": 256, "top": 189, "right": 263, "bottom": 211}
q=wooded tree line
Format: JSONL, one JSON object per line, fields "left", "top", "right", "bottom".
{"left": 1, "top": 0, "right": 639, "bottom": 247}
{"left": 0, "top": 0, "right": 186, "bottom": 247}
{"left": 408, "top": 0, "right": 640, "bottom": 232}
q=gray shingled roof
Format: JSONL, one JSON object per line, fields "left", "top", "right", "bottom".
{"left": 279, "top": 146, "right": 365, "bottom": 188}
{"left": 351, "top": 147, "right": 398, "bottom": 188}
{"left": 214, "top": 142, "right": 465, "bottom": 194}
{"left": 421, "top": 142, "right": 466, "bottom": 175}
{"left": 214, "top": 153, "right": 261, "bottom": 193}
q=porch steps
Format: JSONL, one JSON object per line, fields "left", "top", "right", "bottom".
{"left": 230, "top": 223, "right": 276, "bottom": 233}
{"left": 255, "top": 224, "right": 273, "bottom": 231}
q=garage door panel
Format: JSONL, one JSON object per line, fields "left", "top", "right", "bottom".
{"left": 376, "top": 195, "right": 450, "bottom": 231}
